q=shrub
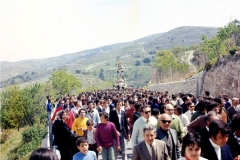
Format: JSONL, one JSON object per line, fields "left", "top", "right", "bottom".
{"left": 7, "top": 124, "right": 47, "bottom": 160}
{"left": 134, "top": 60, "right": 141, "bottom": 66}
{"left": 143, "top": 58, "right": 151, "bottom": 63}
{"left": 229, "top": 48, "right": 237, "bottom": 55}
{"left": 0, "top": 129, "right": 13, "bottom": 144}
{"left": 16, "top": 140, "right": 41, "bottom": 158}
{"left": 22, "top": 124, "right": 46, "bottom": 143}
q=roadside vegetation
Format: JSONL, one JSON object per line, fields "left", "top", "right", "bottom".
{"left": 152, "top": 20, "right": 240, "bottom": 81}
{"left": 0, "top": 70, "right": 101, "bottom": 160}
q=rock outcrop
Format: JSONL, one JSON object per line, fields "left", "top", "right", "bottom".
{"left": 202, "top": 52, "right": 240, "bottom": 98}
{"left": 148, "top": 53, "right": 240, "bottom": 98}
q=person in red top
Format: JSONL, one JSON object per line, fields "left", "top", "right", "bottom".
{"left": 51, "top": 100, "right": 64, "bottom": 122}
{"left": 126, "top": 100, "right": 135, "bottom": 136}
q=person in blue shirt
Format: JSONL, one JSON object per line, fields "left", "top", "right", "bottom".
{"left": 47, "top": 99, "right": 52, "bottom": 126}
{"left": 73, "top": 137, "right": 97, "bottom": 160}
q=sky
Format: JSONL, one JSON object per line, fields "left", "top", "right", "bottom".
{"left": 1, "top": 0, "right": 240, "bottom": 62}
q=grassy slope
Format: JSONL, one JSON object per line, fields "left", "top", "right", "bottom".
{"left": 0, "top": 128, "right": 24, "bottom": 160}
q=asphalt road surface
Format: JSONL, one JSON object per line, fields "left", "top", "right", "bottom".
{"left": 99, "top": 139, "right": 133, "bottom": 160}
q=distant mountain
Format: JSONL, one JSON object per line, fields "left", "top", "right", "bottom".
{"left": 143, "top": 26, "right": 218, "bottom": 52}
{"left": 1, "top": 26, "right": 218, "bottom": 88}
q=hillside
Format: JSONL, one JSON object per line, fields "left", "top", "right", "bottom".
{"left": 1, "top": 26, "right": 218, "bottom": 88}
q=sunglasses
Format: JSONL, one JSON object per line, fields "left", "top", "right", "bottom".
{"left": 166, "top": 109, "right": 174, "bottom": 111}
{"left": 189, "top": 106, "right": 194, "bottom": 107}
{"left": 144, "top": 111, "right": 151, "bottom": 114}
{"left": 160, "top": 120, "right": 172, "bottom": 124}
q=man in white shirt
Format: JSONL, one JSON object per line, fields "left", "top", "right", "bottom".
{"left": 184, "top": 102, "right": 196, "bottom": 121}
{"left": 132, "top": 124, "right": 170, "bottom": 160}
{"left": 201, "top": 120, "right": 233, "bottom": 160}
{"left": 131, "top": 105, "right": 158, "bottom": 147}
{"left": 71, "top": 100, "right": 82, "bottom": 118}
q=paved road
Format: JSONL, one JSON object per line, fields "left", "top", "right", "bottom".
{"left": 42, "top": 129, "right": 133, "bottom": 160}
{"left": 99, "top": 140, "right": 133, "bottom": 160}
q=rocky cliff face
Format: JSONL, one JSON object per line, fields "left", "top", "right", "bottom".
{"left": 202, "top": 52, "right": 240, "bottom": 98}
{"left": 148, "top": 52, "right": 240, "bottom": 98}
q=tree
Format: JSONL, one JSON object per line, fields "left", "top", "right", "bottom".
{"left": 75, "top": 69, "right": 81, "bottom": 74}
{"left": 0, "top": 83, "right": 52, "bottom": 130}
{"left": 172, "top": 46, "right": 187, "bottom": 55}
{"left": 152, "top": 49, "right": 176, "bottom": 73}
{"left": 134, "top": 60, "right": 141, "bottom": 66}
{"left": 0, "top": 86, "right": 25, "bottom": 130}
{"left": 200, "top": 20, "right": 240, "bottom": 65}
{"left": 143, "top": 58, "right": 151, "bottom": 63}
{"left": 98, "top": 69, "right": 105, "bottom": 80}
{"left": 151, "top": 49, "right": 189, "bottom": 78}
{"left": 50, "top": 70, "right": 82, "bottom": 95}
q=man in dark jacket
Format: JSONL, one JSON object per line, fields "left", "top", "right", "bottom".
{"left": 201, "top": 120, "right": 233, "bottom": 160}
{"left": 227, "top": 113, "right": 240, "bottom": 159}
{"left": 109, "top": 100, "right": 129, "bottom": 160}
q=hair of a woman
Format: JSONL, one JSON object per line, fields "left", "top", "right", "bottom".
{"left": 181, "top": 133, "right": 201, "bottom": 157}
{"left": 29, "top": 148, "right": 59, "bottom": 160}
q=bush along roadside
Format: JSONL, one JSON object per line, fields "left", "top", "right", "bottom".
{"left": 8, "top": 124, "right": 47, "bottom": 160}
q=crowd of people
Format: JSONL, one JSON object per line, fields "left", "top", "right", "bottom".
{"left": 37, "top": 89, "right": 240, "bottom": 160}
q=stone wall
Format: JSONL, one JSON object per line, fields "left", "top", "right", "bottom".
{"left": 148, "top": 78, "right": 199, "bottom": 96}
{"left": 148, "top": 53, "right": 240, "bottom": 98}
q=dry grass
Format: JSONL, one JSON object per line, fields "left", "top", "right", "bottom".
{"left": 0, "top": 128, "right": 25, "bottom": 160}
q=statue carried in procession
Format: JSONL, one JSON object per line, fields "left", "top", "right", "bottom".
{"left": 114, "top": 61, "right": 127, "bottom": 91}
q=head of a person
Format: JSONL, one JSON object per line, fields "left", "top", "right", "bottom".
{"left": 76, "top": 137, "right": 89, "bottom": 154}
{"left": 95, "top": 99, "right": 100, "bottom": 106}
{"left": 29, "top": 148, "right": 58, "bottom": 160}
{"left": 231, "top": 113, "right": 240, "bottom": 137}
{"left": 60, "top": 100, "right": 64, "bottom": 106}
{"left": 153, "top": 98, "right": 158, "bottom": 104}
{"left": 86, "top": 119, "right": 94, "bottom": 131}
{"left": 124, "top": 99, "right": 129, "bottom": 107}
{"left": 187, "top": 102, "right": 195, "bottom": 112}
{"left": 204, "top": 111, "right": 219, "bottom": 127}
{"left": 65, "top": 99, "right": 69, "bottom": 105}
{"left": 232, "top": 97, "right": 239, "bottom": 106}
{"left": 195, "top": 100, "right": 207, "bottom": 113}
{"left": 181, "top": 133, "right": 201, "bottom": 160}
{"left": 134, "top": 102, "right": 142, "bottom": 112}
{"left": 174, "top": 106, "right": 183, "bottom": 116}
{"left": 116, "top": 99, "right": 123, "bottom": 111}
{"left": 206, "top": 101, "right": 219, "bottom": 114}
{"left": 129, "top": 100, "right": 135, "bottom": 109}
{"left": 164, "top": 104, "right": 174, "bottom": 116}
{"left": 99, "top": 111, "right": 109, "bottom": 123}
{"left": 151, "top": 108, "right": 160, "bottom": 119}
{"left": 143, "top": 124, "right": 157, "bottom": 145}
{"left": 159, "top": 113, "right": 172, "bottom": 131}
{"left": 213, "top": 97, "right": 223, "bottom": 113}
{"left": 140, "top": 105, "right": 151, "bottom": 119}
{"left": 172, "top": 94, "right": 177, "bottom": 100}
{"left": 57, "top": 110, "right": 66, "bottom": 121}
{"left": 63, "top": 104, "right": 70, "bottom": 112}
{"left": 188, "top": 93, "right": 194, "bottom": 100}
{"left": 76, "top": 100, "right": 82, "bottom": 107}
{"left": 102, "top": 100, "right": 107, "bottom": 108}
{"left": 46, "top": 95, "right": 51, "bottom": 100}
{"left": 209, "top": 120, "right": 231, "bottom": 147}
{"left": 197, "top": 96, "right": 203, "bottom": 102}
{"left": 160, "top": 95, "right": 166, "bottom": 104}
{"left": 205, "top": 91, "right": 210, "bottom": 96}
{"left": 78, "top": 109, "right": 86, "bottom": 118}
{"left": 183, "top": 96, "right": 191, "bottom": 104}
{"left": 87, "top": 101, "right": 93, "bottom": 111}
